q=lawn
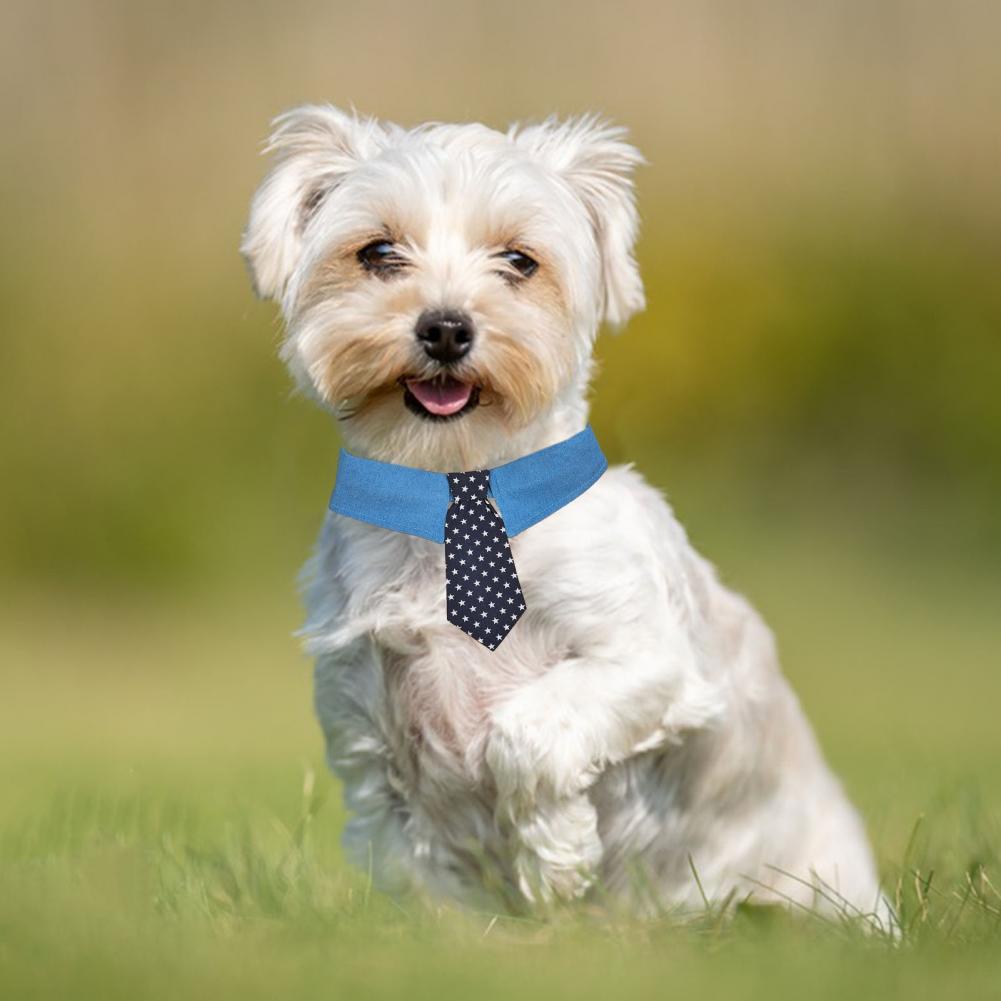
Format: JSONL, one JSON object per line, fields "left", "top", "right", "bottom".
{"left": 2, "top": 487, "right": 1000, "bottom": 1000}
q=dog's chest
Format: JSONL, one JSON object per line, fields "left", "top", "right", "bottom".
{"left": 326, "top": 480, "right": 644, "bottom": 797}
{"left": 339, "top": 528, "right": 561, "bottom": 781}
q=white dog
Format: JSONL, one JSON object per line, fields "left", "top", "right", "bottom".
{"left": 242, "top": 105, "right": 886, "bottom": 922}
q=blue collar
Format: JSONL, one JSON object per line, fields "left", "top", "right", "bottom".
{"left": 328, "top": 425, "right": 607, "bottom": 543}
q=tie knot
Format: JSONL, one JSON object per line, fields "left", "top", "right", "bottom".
{"left": 448, "top": 468, "right": 490, "bottom": 501}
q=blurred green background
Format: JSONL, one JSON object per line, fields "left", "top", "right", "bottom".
{"left": 2, "top": 1, "right": 1000, "bottom": 998}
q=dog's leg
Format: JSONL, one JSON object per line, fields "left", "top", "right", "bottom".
{"left": 487, "top": 635, "right": 722, "bottom": 806}
{"left": 314, "top": 646, "right": 422, "bottom": 897}
{"left": 485, "top": 628, "right": 724, "bottom": 903}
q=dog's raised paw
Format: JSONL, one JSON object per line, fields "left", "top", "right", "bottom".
{"left": 485, "top": 694, "right": 602, "bottom": 815}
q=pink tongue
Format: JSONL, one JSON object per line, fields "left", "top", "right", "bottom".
{"left": 406, "top": 377, "right": 474, "bottom": 416}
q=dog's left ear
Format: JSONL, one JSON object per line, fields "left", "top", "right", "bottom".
{"left": 241, "top": 104, "right": 390, "bottom": 305}
{"left": 511, "top": 114, "right": 646, "bottom": 329}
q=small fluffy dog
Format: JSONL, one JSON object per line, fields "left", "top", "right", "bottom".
{"left": 242, "top": 105, "right": 886, "bottom": 921}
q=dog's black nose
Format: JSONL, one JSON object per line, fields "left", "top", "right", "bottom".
{"left": 415, "top": 309, "right": 474, "bottom": 363}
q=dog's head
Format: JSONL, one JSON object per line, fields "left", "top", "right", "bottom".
{"left": 242, "top": 105, "right": 644, "bottom": 468}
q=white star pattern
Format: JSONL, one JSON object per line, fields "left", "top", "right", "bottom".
{"left": 444, "top": 469, "right": 525, "bottom": 649}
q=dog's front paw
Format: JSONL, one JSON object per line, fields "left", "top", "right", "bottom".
{"left": 512, "top": 794, "right": 603, "bottom": 904}
{"left": 485, "top": 693, "right": 601, "bottom": 813}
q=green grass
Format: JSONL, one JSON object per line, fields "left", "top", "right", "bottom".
{"left": 2, "top": 501, "right": 1001, "bottom": 999}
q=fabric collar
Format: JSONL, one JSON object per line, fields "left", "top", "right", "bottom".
{"left": 328, "top": 425, "right": 607, "bottom": 543}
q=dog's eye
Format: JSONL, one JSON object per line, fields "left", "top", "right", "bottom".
{"left": 357, "top": 240, "right": 408, "bottom": 276}
{"left": 494, "top": 249, "right": 539, "bottom": 281}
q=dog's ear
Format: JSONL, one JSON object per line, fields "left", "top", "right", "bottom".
{"left": 241, "top": 104, "right": 388, "bottom": 303}
{"left": 511, "top": 114, "right": 646, "bottom": 329}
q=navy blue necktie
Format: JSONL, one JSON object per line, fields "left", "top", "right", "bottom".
{"left": 445, "top": 469, "right": 526, "bottom": 648}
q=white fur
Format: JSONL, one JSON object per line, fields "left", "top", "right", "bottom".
{"left": 243, "top": 105, "right": 889, "bottom": 925}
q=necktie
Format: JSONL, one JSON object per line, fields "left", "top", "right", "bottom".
{"left": 445, "top": 469, "right": 526, "bottom": 649}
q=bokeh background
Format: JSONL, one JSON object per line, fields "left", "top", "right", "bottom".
{"left": 2, "top": 1, "right": 1000, "bottom": 997}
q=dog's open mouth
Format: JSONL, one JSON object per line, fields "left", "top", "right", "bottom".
{"left": 402, "top": 375, "right": 481, "bottom": 421}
